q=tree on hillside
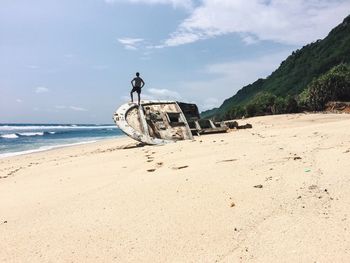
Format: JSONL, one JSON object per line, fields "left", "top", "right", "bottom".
{"left": 285, "top": 96, "right": 299, "bottom": 113}
{"left": 306, "top": 63, "right": 350, "bottom": 110}
{"left": 245, "top": 92, "right": 277, "bottom": 117}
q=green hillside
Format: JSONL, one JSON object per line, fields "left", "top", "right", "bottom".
{"left": 202, "top": 15, "right": 350, "bottom": 120}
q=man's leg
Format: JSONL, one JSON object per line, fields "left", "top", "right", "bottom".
{"left": 130, "top": 91, "right": 133, "bottom": 102}
{"left": 137, "top": 92, "right": 141, "bottom": 105}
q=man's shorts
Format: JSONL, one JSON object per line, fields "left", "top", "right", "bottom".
{"left": 131, "top": 86, "right": 141, "bottom": 94}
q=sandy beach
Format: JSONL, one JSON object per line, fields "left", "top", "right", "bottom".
{"left": 1, "top": 113, "right": 350, "bottom": 262}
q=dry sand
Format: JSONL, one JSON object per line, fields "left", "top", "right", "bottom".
{"left": 1, "top": 113, "right": 350, "bottom": 262}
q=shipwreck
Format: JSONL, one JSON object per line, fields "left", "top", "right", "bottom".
{"left": 113, "top": 100, "right": 229, "bottom": 145}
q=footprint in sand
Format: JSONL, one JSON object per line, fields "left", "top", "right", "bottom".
{"left": 217, "top": 159, "right": 237, "bottom": 163}
{"left": 172, "top": 165, "right": 189, "bottom": 170}
{"left": 156, "top": 162, "right": 163, "bottom": 168}
{"left": 7, "top": 167, "right": 22, "bottom": 176}
{"left": 146, "top": 155, "right": 155, "bottom": 163}
{"left": 146, "top": 162, "right": 163, "bottom": 173}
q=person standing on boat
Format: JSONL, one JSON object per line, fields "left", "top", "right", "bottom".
{"left": 130, "top": 72, "right": 145, "bottom": 105}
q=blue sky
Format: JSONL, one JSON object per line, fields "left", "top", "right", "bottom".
{"left": 1, "top": 0, "right": 349, "bottom": 124}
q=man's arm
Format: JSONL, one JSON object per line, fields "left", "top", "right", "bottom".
{"left": 131, "top": 79, "right": 134, "bottom": 87}
{"left": 141, "top": 78, "right": 145, "bottom": 88}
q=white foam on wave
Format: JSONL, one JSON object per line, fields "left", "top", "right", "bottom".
{"left": 0, "top": 140, "right": 98, "bottom": 158}
{"left": 1, "top": 133, "right": 19, "bottom": 139}
{"left": 0, "top": 132, "right": 46, "bottom": 138}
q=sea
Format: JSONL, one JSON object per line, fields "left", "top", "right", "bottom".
{"left": 0, "top": 123, "right": 124, "bottom": 158}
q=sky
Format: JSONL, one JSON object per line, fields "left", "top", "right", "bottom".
{"left": 1, "top": 0, "right": 349, "bottom": 124}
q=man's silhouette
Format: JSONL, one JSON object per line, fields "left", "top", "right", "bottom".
{"left": 130, "top": 72, "right": 145, "bottom": 105}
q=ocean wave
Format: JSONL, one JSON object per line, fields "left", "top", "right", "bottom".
{"left": 18, "top": 132, "right": 45, "bottom": 137}
{"left": 0, "top": 125, "right": 116, "bottom": 131}
{"left": 0, "top": 131, "right": 55, "bottom": 138}
{"left": 0, "top": 140, "right": 98, "bottom": 158}
{"left": 1, "top": 133, "right": 19, "bottom": 139}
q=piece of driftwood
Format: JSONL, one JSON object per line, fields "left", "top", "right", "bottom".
{"left": 237, "top": 123, "right": 253, "bottom": 129}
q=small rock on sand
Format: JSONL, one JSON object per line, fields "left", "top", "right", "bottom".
{"left": 254, "top": 184, "right": 263, "bottom": 188}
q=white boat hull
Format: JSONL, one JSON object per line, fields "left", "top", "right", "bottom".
{"left": 113, "top": 100, "right": 193, "bottom": 145}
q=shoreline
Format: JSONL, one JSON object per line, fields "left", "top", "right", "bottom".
{"left": 0, "top": 139, "right": 99, "bottom": 159}
{"left": 0, "top": 135, "right": 125, "bottom": 159}
{"left": 1, "top": 112, "right": 348, "bottom": 160}
{"left": 1, "top": 113, "right": 350, "bottom": 262}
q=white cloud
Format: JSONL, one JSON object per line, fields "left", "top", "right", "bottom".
{"left": 69, "top": 106, "right": 88, "bottom": 112}
{"left": 16, "top": 99, "right": 22, "bottom": 103}
{"left": 161, "top": 0, "right": 350, "bottom": 47}
{"left": 118, "top": 38, "right": 144, "bottom": 45}
{"left": 164, "top": 32, "right": 201, "bottom": 47}
{"left": 35, "top": 86, "right": 49, "bottom": 93}
{"left": 117, "top": 37, "right": 144, "bottom": 50}
{"left": 105, "top": 0, "right": 193, "bottom": 9}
